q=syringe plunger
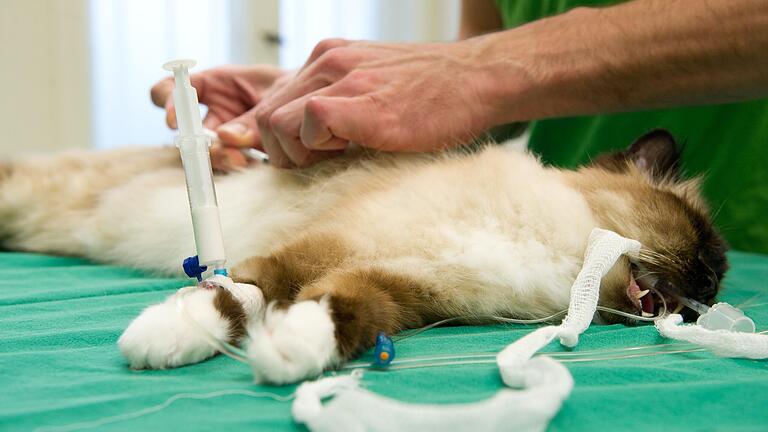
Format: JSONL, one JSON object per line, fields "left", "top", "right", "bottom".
{"left": 163, "top": 59, "right": 204, "bottom": 137}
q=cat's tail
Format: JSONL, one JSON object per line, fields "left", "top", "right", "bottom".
{"left": 0, "top": 161, "right": 11, "bottom": 182}
{"left": 0, "top": 147, "right": 181, "bottom": 257}
{"left": 0, "top": 161, "right": 12, "bottom": 247}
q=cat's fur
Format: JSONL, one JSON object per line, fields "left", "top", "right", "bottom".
{"left": 0, "top": 130, "right": 727, "bottom": 383}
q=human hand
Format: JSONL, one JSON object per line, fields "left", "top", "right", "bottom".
{"left": 254, "top": 38, "right": 507, "bottom": 168}
{"left": 151, "top": 65, "right": 285, "bottom": 171}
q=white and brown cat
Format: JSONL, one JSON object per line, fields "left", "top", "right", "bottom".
{"left": 0, "top": 130, "right": 727, "bottom": 383}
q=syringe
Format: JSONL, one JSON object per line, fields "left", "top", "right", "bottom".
{"left": 163, "top": 59, "right": 227, "bottom": 280}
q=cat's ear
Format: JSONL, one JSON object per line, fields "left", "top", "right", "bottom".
{"left": 625, "top": 129, "right": 682, "bottom": 180}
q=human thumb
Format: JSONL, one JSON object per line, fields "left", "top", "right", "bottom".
{"left": 215, "top": 107, "right": 262, "bottom": 149}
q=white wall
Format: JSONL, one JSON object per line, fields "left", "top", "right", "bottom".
{"left": 279, "top": 0, "right": 460, "bottom": 69}
{"left": 89, "top": 0, "right": 281, "bottom": 150}
{"left": 89, "top": 0, "right": 239, "bottom": 149}
{"left": 376, "top": 0, "right": 460, "bottom": 43}
{"left": 0, "top": 0, "right": 459, "bottom": 155}
{"left": 0, "top": 0, "right": 91, "bottom": 156}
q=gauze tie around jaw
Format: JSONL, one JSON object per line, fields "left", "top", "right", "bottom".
{"left": 496, "top": 228, "right": 641, "bottom": 387}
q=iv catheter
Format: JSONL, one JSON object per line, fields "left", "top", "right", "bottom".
{"left": 203, "top": 128, "right": 270, "bottom": 164}
{"left": 163, "top": 59, "right": 228, "bottom": 280}
{"left": 175, "top": 282, "right": 670, "bottom": 371}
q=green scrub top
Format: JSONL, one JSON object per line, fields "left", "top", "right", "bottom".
{"left": 495, "top": 0, "right": 768, "bottom": 253}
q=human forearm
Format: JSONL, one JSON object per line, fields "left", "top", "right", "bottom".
{"left": 249, "top": 0, "right": 767, "bottom": 166}
{"left": 470, "top": 0, "right": 768, "bottom": 124}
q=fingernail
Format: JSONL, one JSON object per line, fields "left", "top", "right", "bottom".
{"left": 217, "top": 123, "right": 247, "bottom": 137}
{"left": 217, "top": 123, "right": 255, "bottom": 147}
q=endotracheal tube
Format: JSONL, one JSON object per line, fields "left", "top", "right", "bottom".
{"left": 163, "top": 59, "right": 227, "bottom": 278}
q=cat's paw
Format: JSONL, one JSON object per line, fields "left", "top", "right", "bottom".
{"left": 118, "top": 287, "right": 227, "bottom": 369}
{"left": 246, "top": 300, "right": 339, "bottom": 384}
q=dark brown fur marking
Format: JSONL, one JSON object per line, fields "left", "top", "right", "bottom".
{"left": 230, "top": 233, "right": 350, "bottom": 306}
{"left": 299, "top": 268, "right": 435, "bottom": 359}
{"left": 213, "top": 288, "right": 247, "bottom": 342}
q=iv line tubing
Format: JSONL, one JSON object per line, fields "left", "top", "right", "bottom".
{"left": 176, "top": 284, "right": 670, "bottom": 368}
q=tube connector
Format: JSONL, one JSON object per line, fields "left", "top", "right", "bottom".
{"left": 697, "top": 302, "right": 755, "bottom": 333}
{"left": 678, "top": 296, "right": 755, "bottom": 333}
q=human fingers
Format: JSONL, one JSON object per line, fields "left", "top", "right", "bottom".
{"left": 302, "top": 94, "right": 382, "bottom": 150}
{"left": 255, "top": 45, "right": 364, "bottom": 161}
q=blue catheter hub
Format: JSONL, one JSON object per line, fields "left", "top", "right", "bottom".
{"left": 373, "top": 331, "right": 395, "bottom": 368}
{"left": 183, "top": 255, "right": 207, "bottom": 282}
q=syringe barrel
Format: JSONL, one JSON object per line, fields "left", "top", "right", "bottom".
{"left": 176, "top": 134, "right": 226, "bottom": 268}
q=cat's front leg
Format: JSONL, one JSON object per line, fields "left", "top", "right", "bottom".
{"left": 245, "top": 268, "right": 427, "bottom": 384}
{"left": 118, "top": 278, "right": 263, "bottom": 369}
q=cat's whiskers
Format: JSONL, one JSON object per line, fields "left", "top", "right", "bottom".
{"left": 639, "top": 247, "right": 680, "bottom": 266}
{"left": 634, "top": 270, "right": 661, "bottom": 279}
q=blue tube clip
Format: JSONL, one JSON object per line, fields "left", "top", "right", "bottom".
{"left": 373, "top": 331, "right": 395, "bottom": 368}
{"left": 182, "top": 255, "right": 207, "bottom": 282}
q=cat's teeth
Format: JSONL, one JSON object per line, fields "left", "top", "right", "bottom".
{"left": 641, "top": 311, "right": 654, "bottom": 318}
{"left": 635, "top": 289, "right": 650, "bottom": 299}
{"left": 672, "top": 303, "right": 684, "bottom": 314}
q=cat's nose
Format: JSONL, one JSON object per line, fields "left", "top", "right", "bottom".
{"left": 695, "top": 273, "right": 718, "bottom": 301}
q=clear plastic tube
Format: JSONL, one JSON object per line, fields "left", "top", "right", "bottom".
{"left": 175, "top": 290, "right": 250, "bottom": 364}
{"left": 392, "top": 290, "right": 667, "bottom": 343}
{"left": 36, "top": 389, "right": 295, "bottom": 432}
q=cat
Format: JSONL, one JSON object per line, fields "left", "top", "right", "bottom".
{"left": 0, "top": 129, "right": 728, "bottom": 383}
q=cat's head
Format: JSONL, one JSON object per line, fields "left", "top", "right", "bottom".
{"left": 576, "top": 129, "right": 728, "bottom": 323}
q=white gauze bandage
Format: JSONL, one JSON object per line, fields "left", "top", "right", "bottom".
{"left": 497, "top": 228, "right": 640, "bottom": 387}
{"left": 656, "top": 314, "right": 768, "bottom": 358}
{"left": 293, "top": 359, "right": 572, "bottom": 432}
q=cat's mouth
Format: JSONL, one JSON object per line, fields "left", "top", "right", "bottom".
{"left": 626, "top": 268, "right": 681, "bottom": 318}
